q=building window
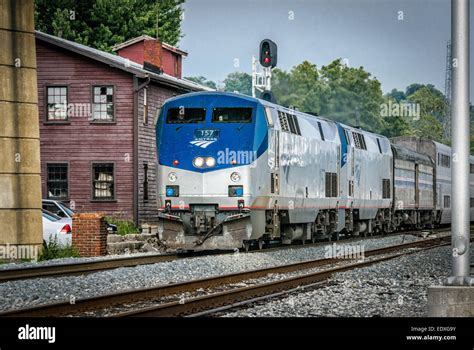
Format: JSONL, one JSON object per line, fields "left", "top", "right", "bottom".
{"left": 382, "top": 179, "right": 391, "bottom": 199}
{"left": 143, "top": 163, "right": 149, "bottom": 202}
{"left": 444, "top": 195, "right": 450, "bottom": 208}
{"left": 325, "top": 172, "right": 338, "bottom": 197}
{"left": 47, "top": 163, "right": 68, "bottom": 199}
{"left": 92, "top": 86, "right": 114, "bottom": 122}
{"left": 92, "top": 163, "right": 114, "bottom": 200}
{"left": 47, "top": 86, "right": 68, "bottom": 121}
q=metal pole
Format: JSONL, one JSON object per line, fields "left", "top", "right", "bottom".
{"left": 252, "top": 56, "right": 256, "bottom": 98}
{"left": 447, "top": 0, "right": 473, "bottom": 285}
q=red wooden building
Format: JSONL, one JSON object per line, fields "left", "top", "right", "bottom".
{"left": 36, "top": 31, "right": 210, "bottom": 225}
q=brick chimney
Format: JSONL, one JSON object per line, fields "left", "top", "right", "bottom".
{"left": 112, "top": 35, "right": 187, "bottom": 78}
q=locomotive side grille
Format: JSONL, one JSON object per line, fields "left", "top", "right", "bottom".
{"left": 325, "top": 172, "right": 338, "bottom": 197}
{"left": 352, "top": 131, "right": 367, "bottom": 150}
{"left": 382, "top": 178, "right": 391, "bottom": 199}
{"left": 278, "top": 111, "right": 290, "bottom": 133}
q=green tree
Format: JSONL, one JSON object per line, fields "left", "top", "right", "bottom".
{"left": 407, "top": 86, "right": 445, "bottom": 142}
{"left": 272, "top": 59, "right": 385, "bottom": 133}
{"left": 223, "top": 72, "right": 252, "bottom": 96}
{"left": 386, "top": 88, "right": 406, "bottom": 103}
{"left": 380, "top": 96, "right": 413, "bottom": 138}
{"left": 184, "top": 76, "right": 217, "bottom": 89}
{"left": 35, "top": 0, "right": 185, "bottom": 52}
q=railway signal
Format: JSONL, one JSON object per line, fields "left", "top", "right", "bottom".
{"left": 260, "top": 90, "right": 275, "bottom": 103}
{"left": 259, "top": 39, "right": 277, "bottom": 68}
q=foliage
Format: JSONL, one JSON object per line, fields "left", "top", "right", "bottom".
{"left": 39, "top": 236, "right": 80, "bottom": 261}
{"left": 105, "top": 217, "right": 140, "bottom": 235}
{"left": 406, "top": 86, "right": 445, "bottom": 143}
{"left": 223, "top": 72, "right": 252, "bottom": 96}
{"left": 184, "top": 76, "right": 217, "bottom": 89}
{"left": 272, "top": 59, "right": 384, "bottom": 133}
{"left": 35, "top": 0, "right": 185, "bottom": 51}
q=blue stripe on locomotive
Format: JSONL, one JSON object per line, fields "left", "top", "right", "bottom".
{"left": 156, "top": 92, "right": 269, "bottom": 173}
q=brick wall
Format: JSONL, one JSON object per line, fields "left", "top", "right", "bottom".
{"left": 72, "top": 213, "right": 107, "bottom": 256}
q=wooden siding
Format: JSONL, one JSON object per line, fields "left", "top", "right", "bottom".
{"left": 137, "top": 83, "right": 182, "bottom": 225}
{"left": 37, "top": 39, "right": 135, "bottom": 219}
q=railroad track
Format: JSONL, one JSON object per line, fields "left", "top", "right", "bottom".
{"left": 0, "top": 227, "right": 454, "bottom": 283}
{"left": 0, "top": 235, "right": 450, "bottom": 317}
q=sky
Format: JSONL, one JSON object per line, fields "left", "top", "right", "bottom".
{"left": 179, "top": 0, "right": 474, "bottom": 100}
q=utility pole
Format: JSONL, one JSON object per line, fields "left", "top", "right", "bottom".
{"left": 0, "top": 0, "right": 43, "bottom": 257}
{"left": 252, "top": 56, "right": 272, "bottom": 98}
{"left": 447, "top": 0, "right": 473, "bottom": 286}
{"left": 444, "top": 40, "right": 452, "bottom": 141}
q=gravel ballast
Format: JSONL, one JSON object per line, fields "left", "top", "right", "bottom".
{"left": 0, "top": 233, "right": 437, "bottom": 312}
{"left": 221, "top": 245, "right": 452, "bottom": 317}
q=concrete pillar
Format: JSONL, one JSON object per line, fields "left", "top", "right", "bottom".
{"left": 0, "top": 0, "right": 43, "bottom": 256}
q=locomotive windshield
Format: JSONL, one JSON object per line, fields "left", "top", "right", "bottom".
{"left": 212, "top": 107, "right": 253, "bottom": 123}
{"left": 166, "top": 107, "right": 206, "bottom": 124}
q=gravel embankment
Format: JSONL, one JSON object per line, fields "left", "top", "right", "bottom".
{"left": 0, "top": 233, "right": 432, "bottom": 312}
{"left": 221, "top": 245, "right": 452, "bottom": 317}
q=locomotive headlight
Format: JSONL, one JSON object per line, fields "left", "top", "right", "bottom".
{"left": 193, "top": 157, "right": 205, "bottom": 168}
{"left": 205, "top": 157, "right": 216, "bottom": 167}
{"left": 168, "top": 172, "right": 177, "bottom": 182}
{"left": 230, "top": 172, "right": 241, "bottom": 182}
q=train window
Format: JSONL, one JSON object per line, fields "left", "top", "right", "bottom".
{"left": 444, "top": 195, "right": 451, "bottom": 208}
{"left": 376, "top": 138, "right": 382, "bottom": 154}
{"left": 317, "top": 122, "right": 325, "bottom": 141}
{"left": 471, "top": 164, "right": 474, "bottom": 173}
{"left": 212, "top": 107, "right": 253, "bottom": 123}
{"left": 344, "top": 129, "right": 350, "bottom": 144}
{"left": 352, "top": 132, "right": 367, "bottom": 150}
{"left": 471, "top": 198, "right": 474, "bottom": 207}
{"left": 166, "top": 107, "right": 206, "bottom": 124}
{"left": 439, "top": 154, "right": 451, "bottom": 168}
{"left": 325, "top": 172, "right": 338, "bottom": 197}
{"left": 382, "top": 179, "right": 391, "bottom": 199}
{"left": 264, "top": 106, "right": 274, "bottom": 127}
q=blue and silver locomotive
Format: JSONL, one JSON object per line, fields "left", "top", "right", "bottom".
{"left": 155, "top": 91, "right": 474, "bottom": 251}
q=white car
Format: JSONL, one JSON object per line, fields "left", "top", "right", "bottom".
{"left": 42, "top": 209, "right": 72, "bottom": 246}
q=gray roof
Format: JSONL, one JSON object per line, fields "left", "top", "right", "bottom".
{"left": 35, "top": 31, "right": 213, "bottom": 92}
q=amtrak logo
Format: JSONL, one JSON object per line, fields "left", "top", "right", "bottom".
{"left": 190, "top": 140, "right": 216, "bottom": 148}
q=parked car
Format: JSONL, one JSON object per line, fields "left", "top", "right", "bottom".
{"left": 42, "top": 199, "right": 74, "bottom": 219}
{"left": 42, "top": 199, "right": 117, "bottom": 233}
{"left": 42, "top": 209, "right": 72, "bottom": 246}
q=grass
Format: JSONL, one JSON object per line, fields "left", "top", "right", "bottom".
{"left": 39, "top": 236, "right": 80, "bottom": 261}
{"left": 105, "top": 217, "right": 140, "bottom": 235}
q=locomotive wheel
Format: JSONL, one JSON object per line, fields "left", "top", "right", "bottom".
{"left": 243, "top": 241, "right": 251, "bottom": 252}
{"left": 258, "top": 240, "right": 264, "bottom": 250}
